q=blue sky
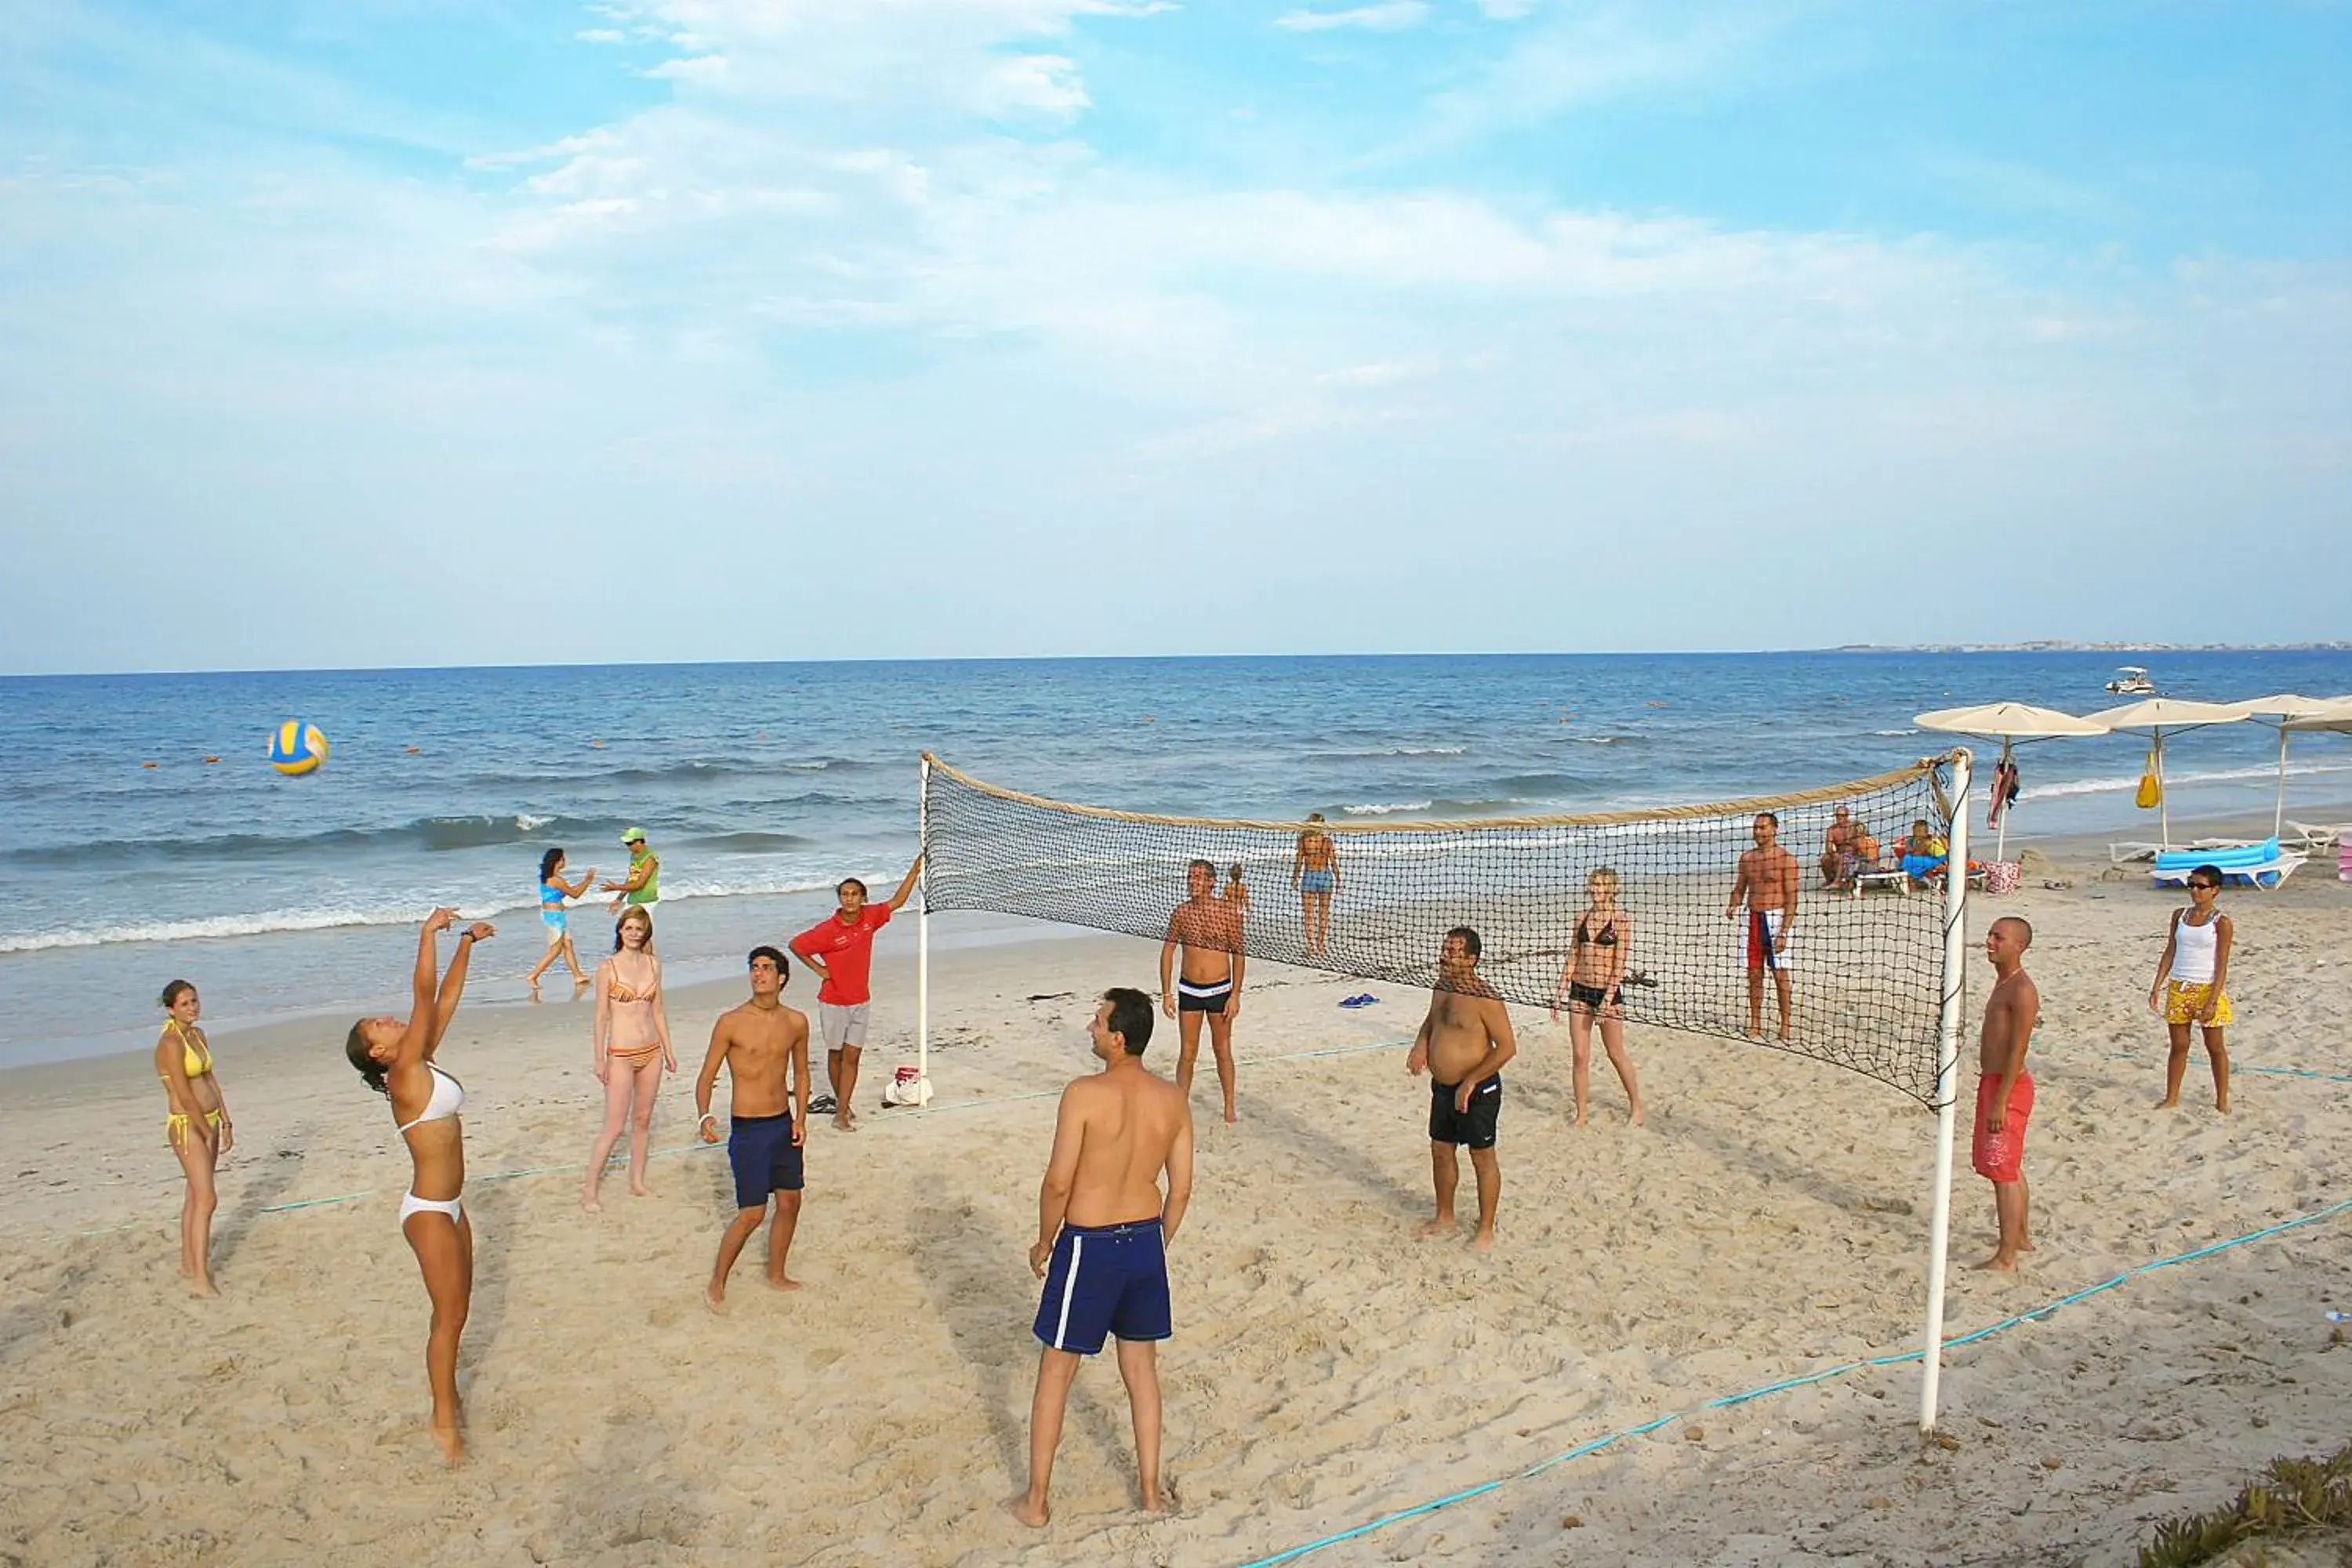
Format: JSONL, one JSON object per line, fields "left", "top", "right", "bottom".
{"left": 2, "top": 0, "right": 2346, "bottom": 673}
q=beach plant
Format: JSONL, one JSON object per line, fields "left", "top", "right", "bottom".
{"left": 2136, "top": 1443, "right": 2352, "bottom": 1567}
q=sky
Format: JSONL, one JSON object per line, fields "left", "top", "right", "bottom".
{"left": 1, "top": 0, "right": 2347, "bottom": 674}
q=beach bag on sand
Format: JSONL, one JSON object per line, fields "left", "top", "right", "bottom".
{"left": 1984, "top": 861, "right": 2021, "bottom": 895}
{"left": 881, "top": 1065, "right": 932, "bottom": 1108}
{"left": 2134, "top": 750, "right": 2162, "bottom": 810}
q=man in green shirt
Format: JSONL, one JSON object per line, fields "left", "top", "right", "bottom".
{"left": 602, "top": 826, "right": 661, "bottom": 916}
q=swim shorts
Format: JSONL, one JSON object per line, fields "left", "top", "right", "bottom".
{"left": 1745, "top": 909, "right": 1791, "bottom": 971}
{"left": 1970, "top": 1073, "right": 2034, "bottom": 1183}
{"left": 726, "top": 1111, "right": 803, "bottom": 1208}
{"left": 818, "top": 1001, "right": 869, "bottom": 1050}
{"left": 1177, "top": 978, "right": 1233, "bottom": 1014}
{"left": 2163, "top": 981, "right": 2232, "bottom": 1027}
{"left": 1566, "top": 981, "right": 1621, "bottom": 1013}
{"left": 1300, "top": 869, "right": 1335, "bottom": 895}
{"left": 1033, "top": 1218, "right": 1171, "bottom": 1355}
{"left": 1428, "top": 1075, "right": 1503, "bottom": 1149}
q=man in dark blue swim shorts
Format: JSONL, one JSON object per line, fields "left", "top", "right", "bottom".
{"left": 1013, "top": 987, "right": 1196, "bottom": 1530}
{"left": 692, "top": 946, "right": 811, "bottom": 1312}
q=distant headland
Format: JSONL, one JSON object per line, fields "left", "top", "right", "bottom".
{"left": 1831, "top": 641, "right": 2352, "bottom": 654}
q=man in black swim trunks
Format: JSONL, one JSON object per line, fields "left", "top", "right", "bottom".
{"left": 1406, "top": 927, "right": 1517, "bottom": 1252}
{"left": 1160, "top": 859, "right": 1246, "bottom": 1124}
{"left": 694, "top": 946, "right": 810, "bottom": 1312}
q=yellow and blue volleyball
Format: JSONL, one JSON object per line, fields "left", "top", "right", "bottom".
{"left": 267, "top": 720, "right": 330, "bottom": 777}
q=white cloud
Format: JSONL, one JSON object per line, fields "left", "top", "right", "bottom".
{"left": 1473, "top": 0, "right": 1538, "bottom": 17}
{"left": 575, "top": 27, "right": 627, "bottom": 43}
{"left": 1276, "top": 2, "right": 1431, "bottom": 31}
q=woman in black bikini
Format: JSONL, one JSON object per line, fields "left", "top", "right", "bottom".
{"left": 344, "top": 907, "right": 494, "bottom": 1465}
{"left": 1548, "top": 868, "right": 1646, "bottom": 1127}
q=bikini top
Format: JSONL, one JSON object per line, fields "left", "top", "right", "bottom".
{"left": 1573, "top": 913, "right": 1621, "bottom": 949}
{"left": 394, "top": 1064, "right": 466, "bottom": 1134}
{"left": 541, "top": 879, "right": 566, "bottom": 906}
{"left": 160, "top": 1018, "right": 213, "bottom": 1082}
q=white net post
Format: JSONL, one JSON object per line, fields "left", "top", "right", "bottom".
{"left": 1918, "top": 747, "right": 1972, "bottom": 1432}
{"left": 917, "top": 755, "right": 931, "bottom": 1107}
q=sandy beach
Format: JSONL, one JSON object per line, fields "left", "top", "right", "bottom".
{"left": 4, "top": 831, "right": 2349, "bottom": 1567}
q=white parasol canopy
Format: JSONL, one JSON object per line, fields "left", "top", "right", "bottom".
{"left": 2250, "top": 696, "right": 2352, "bottom": 836}
{"left": 2084, "top": 698, "right": 2252, "bottom": 848}
{"left": 1914, "top": 702, "right": 2109, "bottom": 857}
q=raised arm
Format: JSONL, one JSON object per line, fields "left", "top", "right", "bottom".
{"left": 602, "top": 856, "right": 654, "bottom": 894}
{"left": 424, "top": 922, "right": 495, "bottom": 1055}
{"left": 556, "top": 867, "right": 597, "bottom": 899}
{"left": 886, "top": 852, "right": 926, "bottom": 913}
{"left": 396, "top": 909, "right": 457, "bottom": 1064}
{"left": 1161, "top": 1100, "right": 1196, "bottom": 1246}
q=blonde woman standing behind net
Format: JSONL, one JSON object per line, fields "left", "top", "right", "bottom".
{"left": 583, "top": 906, "right": 674, "bottom": 1210}
{"left": 1549, "top": 869, "right": 1646, "bottom": 1127}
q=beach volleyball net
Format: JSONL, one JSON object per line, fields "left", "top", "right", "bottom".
{"left": 918, "top": 752, "right": 1965, "bottom": 1104}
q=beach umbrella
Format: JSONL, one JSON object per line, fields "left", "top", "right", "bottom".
{"left": 2084, "top": 698, "right": 2252, "bottom": 848}
{"left": 2258, "top": 695, "right": 2352, "bottom": 837}
{"left": 1914, "top": 702, "right": 2110, "bottom": 858}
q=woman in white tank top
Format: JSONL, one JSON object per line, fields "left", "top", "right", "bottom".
{"left": 343, "top": 906, "right": 495, "bottom": 1465}
{"left": 2147, "top": 866, "right": 2234, "bottom": 1113}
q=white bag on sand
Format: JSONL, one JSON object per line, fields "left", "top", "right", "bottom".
{"left": 881, "top": 1066, "right": 932, "bottom": 1108}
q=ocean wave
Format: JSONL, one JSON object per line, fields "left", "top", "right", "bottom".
{"left": 1303, "top": 746, "right": 1468, "bottom": 762}
{"left": 1338, "top": 796, "right": 1534, "bottom": 818}
{"left": 2020, "top": 760, "right": 2352, "bottom": 802}
{"left": 0, "top": 873, "right": 850, "bottom": 955}
{"left": 466, "top": 756, "right": 858, "bottom": 789}
{"left": 682, "top": 830, "right": 817, "bottom": 853}
{"left": 1340, "top": 800, "right": 1432, "bottom": 816}
{"left": 1871, "top": 728, "right": 1919, "bottom": 737}
{"left": 21, "top": 813, "right": 603, "bottom": 867}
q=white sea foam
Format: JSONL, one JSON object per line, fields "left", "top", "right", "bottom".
{"left": 0, "top": 874, "right": 847, "bottom": 953}
{"left": 2020, "top": 760, "right": 2352, "bottom": 802}
{"left": 1341, "top": 800, "right": 1434, "bottom": 816}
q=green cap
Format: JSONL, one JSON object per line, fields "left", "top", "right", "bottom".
{"left": 620, "top": 826, "right": 647, "bottom": 844}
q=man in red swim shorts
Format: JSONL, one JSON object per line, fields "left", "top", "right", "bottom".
{"left": 1972, "top": 916, "right": 2040, "bottom": 1271}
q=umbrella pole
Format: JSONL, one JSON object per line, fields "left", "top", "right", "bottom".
{"left": 2157, "top": 731, "right": 2171, "bottom": 848}
{"left": 2275, "top": 729, "right": 2289, "bottom": 841}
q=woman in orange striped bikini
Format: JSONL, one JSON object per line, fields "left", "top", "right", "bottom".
{"left": 582, "top": 906, "right": 675, "bottom": 1211}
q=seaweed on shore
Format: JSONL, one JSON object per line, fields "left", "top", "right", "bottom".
{"left": 2138, "top": 1442, "right": 2352, "bottom": 1567}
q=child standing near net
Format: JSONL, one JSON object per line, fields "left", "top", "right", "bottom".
{"left": 2151, "top": 864, "right": 2233, "bottom": 1113}
{"left": 1548, "top": 868, "right": 1645, "bottom": 1127}
{"left": 1973, "top": 916, "right": 2038, "bottom": 1271}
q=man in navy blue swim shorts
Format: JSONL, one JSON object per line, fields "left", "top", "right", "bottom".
{"left": 692, "top": 946, "right": 810, "bottom": 1313}
{"left": 1407, "top": 926, "right": 1519, "bottom": 1253}
{"left": 1013, "top": 987, "right": 1196, "bottom": 1530}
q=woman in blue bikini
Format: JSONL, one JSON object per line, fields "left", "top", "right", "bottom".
{"left": 1292, "top": 813, "right": 1340, "bottom": 958}
{"left": 525, "top": 847, "right": 597, "bottom": 994}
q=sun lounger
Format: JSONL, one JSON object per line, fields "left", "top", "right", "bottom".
{"left": 2151, "top": 838, "right": 2304, "bottom": 891}
{"left": 2283, "top": 821, "right": 2347, "bottom": 854}
{"left": 2109, "top": 841, "right": 2164, "bottom": 865}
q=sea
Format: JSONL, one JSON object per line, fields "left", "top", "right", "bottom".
{"left": 4, "top": 650, "right": 2348, "bottom": 1068}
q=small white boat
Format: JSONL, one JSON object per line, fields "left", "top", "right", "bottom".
{"left": 2106, "top": 666, "right": 2157, "bottom": 695}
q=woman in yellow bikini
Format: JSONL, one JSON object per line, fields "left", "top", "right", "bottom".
{"left": 583, "top": 905, "right": 674, "bottom": 1211}
{"left": 345, "top": 906, "right": 495, "bottom": 1465}
{"left": 155, "top": 980, "right": 233, "bottom": 1296}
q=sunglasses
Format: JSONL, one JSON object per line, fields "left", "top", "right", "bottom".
{"left": 2189, "top": 880, "right": 2221, "bottom": 891}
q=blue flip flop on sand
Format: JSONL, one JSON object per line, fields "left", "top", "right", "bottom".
{"left": 1338, "top": 993, "right": 1379, "bottom": 1009}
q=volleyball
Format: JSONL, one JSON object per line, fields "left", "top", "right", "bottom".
{"left": 267, "top": 720, "right": 330, "bottom": 777}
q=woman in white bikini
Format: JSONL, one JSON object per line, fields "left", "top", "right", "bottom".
{"left": 1548, "top": 867, "right": 1646, "bottom": 1127}
{"left": 345, "top": 907, "right": 494, "bottom": 1464}
{"left": 155, "top": 979, "right": 234, "bottom": 1296}
{"left": 583, "top": 905, "right": 674, "bottom": 1211}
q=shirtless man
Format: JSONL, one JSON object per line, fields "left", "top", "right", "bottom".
{"left": 1973, "top": 916, "right": 2040, "bottom": 1272}
{"left": 1014, "top": 987, "right": 1196, "bottom": 1530}
{"left": 1291, "top": 813, "right": 1341, "bottom": 956}
{"left": 1160, "top": 859, "right": 1246, "bottom": 1123}
{"left": 694, "top": 946, "right": 811, "bottom": 1311}
{"left": 1819, "top": 804, "right": 1856, "bottom": 889}
{"left": 1726, "top": 811, "right": 1799, "bottom": 1040}
{"left": 1406, "top": 927, "right": 1517, "bottom": 1252}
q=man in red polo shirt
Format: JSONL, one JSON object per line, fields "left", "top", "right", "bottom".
{"left": 790, "top": 853, "right": 924, "bottom": 1131}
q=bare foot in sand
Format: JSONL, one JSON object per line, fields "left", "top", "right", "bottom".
{"left": 834, "top": 1109, "right": 857, "bottom": 1132}
{"left": 431, "top": 1424, "right": 467, "bottom": 1466}
{"left": 1140, "top": 1488, "right": 1164, "bottom": 1515}
{"left": 703, "top": 1284, "right": 729, "bottom": 1316}
{"left": 188, "top": 1278, "right": 220, "bottom": 1298}
{"left": 1971, "top": 1254, "right": 2016, "bottom": 1272}
{"left": 765, "top": 1274, "right": 802, "bottom": 1292}
{"left": 629, "top": 1179, "right": 650, "bottom": 1198}
{"left": 1009, "top": 1496, "right": 1049, "bottom": 1530}
{"left": 1471, "top": 1229, "right": 1496, "bottom": 1254}
{"left": 1418, "top": 1217, "right": 1454, "bottom": 1239}
{"left": 1630, "top": 1109, "right": 1647, "bottom": 1127}
{"left": 582, "top": 1194, "right": 602, "bottom": 1214}
{"left": 2156, "top": 1096, "right": 2180, "bottom": 1109}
